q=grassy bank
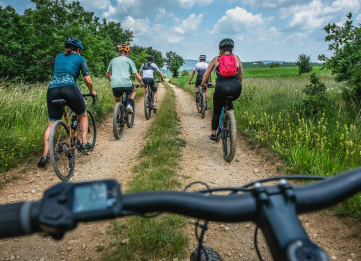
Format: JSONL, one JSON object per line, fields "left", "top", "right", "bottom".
{"left": 171, "top": 69, "right": 361, "bottom": 219}
{"left": 0, "top": 78, "right": 143, "bottom": 173}
{"left": 102, "top": 82, "right": 188, "bottom": 260}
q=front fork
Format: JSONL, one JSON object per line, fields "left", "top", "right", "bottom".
{"left": 254, "top": 181, "right": 329, "bottom": 261}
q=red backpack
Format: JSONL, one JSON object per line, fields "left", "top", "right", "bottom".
{"left": 216, "top": 54, "right": 238, "bottom": 77}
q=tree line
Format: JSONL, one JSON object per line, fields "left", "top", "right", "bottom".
{"left": 0, "top": 0, "right": 184, "bottom": 83}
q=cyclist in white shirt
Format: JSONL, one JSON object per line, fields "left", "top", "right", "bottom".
{"left": 188, "top": 55, "right": 212, "bottom": 110}
{"left": 139, "top": 55, "right": 164, "bottom": 110}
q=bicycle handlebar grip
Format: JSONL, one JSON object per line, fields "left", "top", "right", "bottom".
{"left": 0, "top": 202, "right": 32, "bottom": 239}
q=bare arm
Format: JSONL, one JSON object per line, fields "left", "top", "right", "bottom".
{"left": 158, "top": 71, "right": 164, "bottom": 81}
{"left": 134, "top": 73, "right": 144, "bottom": 86}
{"left": 188, "top": 71, "right": 195, "bottom": 84}
{"left": 84, "top": 76, "right": 97, "bottom": 97}
{"left": 139, "top": 71, "right": 143, "bottom": 77}
{"left": 235, "top": 55, "right": 244, "bottom": 83}
{"left": 106, "top": 71, "right": 111, "bottom": 82}
{"left": 201, "top": 57, "right": 216, "bottom": 86}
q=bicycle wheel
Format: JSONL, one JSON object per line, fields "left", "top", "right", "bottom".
{"left": 126, "top": 102, "right": 135, "bottom": 128}
{"left": 196, "top": 94, "right": 202, "bottom": 113}
{"left": 201, "top": 93, "right": 206, "bottom": 119}
{"left": 144, "top": 94, "right": 152, "bottom": 120}
{"left": 190, "top": 246, "right": 223, "bottom": 261}
{"left": 222, "top": 111, "right": 237, "bottom": 162}
{"left": 79, "top": 109, "right": 96, "bottom": 154}
{"left": 113, "top": 102, "right": 124, "bottom": 140}
{"left": 49, "top": 120, "right": 75, "bottom": 182}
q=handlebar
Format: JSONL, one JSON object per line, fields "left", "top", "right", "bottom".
{"left": 136, "top": 81, "right": 163, "bottom": 88}
{"left": 82, "top": 94, "right": 98, "bottom": 105}
{"left": 2, "top": 167, "right": 361, "bottom": 260}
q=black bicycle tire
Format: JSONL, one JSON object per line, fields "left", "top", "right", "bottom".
{"left": 201, "top": 93, "right": 206, "bottom": 119}
{"left": 49, "top": 120, "right": 75, "bottom": 182}
{"left": 144, "top": 94, "right": 151, "bottom": 120}
{"left": 113, "top": 102, "right": 124, "bottom": 140}
{"left": 126, "top": 102, "right": 135, "bottom": 128}
{"left": 197, "top": 94, "right": 201, "bottom": 113}
{"left": 79, "top": 109, "right": 96, "bottom": 154}
{"left": 222, "top": 111, "right": 237, "bottom": 162}
{"left": 190, "top": 246, "right": 223, "bottom": 261}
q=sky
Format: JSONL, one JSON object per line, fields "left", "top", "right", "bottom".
{"left": 2, "top": 0, "right": 361, "bottom": 62}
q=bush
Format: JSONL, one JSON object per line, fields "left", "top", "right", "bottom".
{"left": 297, "top": 54, "right": 313, "bottom": 74}
{"left": 300, "top": 73, "right": 327, "bottom": 117}
{"left": 166, "top": 51, "right": 184, "bottom": 78}
{"left": 181, "top": 70, "right": 189, "bottom": 76}
{"left": 269, "top": 62, "right": 281, "bottom": 68}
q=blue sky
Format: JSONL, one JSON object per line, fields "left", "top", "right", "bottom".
{"left": 2, "top": 0, "right": 361, "bottom": 62}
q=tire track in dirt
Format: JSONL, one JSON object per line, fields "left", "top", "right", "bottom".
{"left": 169, "top": 83, "right": 360, "bottom": 261}
{"left": 0, "top": 84, "right": 165, "bottom": 261}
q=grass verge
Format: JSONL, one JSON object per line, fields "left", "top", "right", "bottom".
{"left": 0, "top": 78, "right": 143, "bottom": 174}
{"left": 102, "top": 82, "right": 188, "bottom": 260}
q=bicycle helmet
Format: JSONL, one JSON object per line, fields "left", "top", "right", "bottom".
{"left": 219, "top": 38, "right": 234, "bottom": 49}
{"left": 119, "top": 44, "right": 130, "bottom": 53}
{"left": 199, "top": 55, "right": 206, "bottom": 60}
{"left": 147, "top": 55, "right": 154, "bottom": 62}
{"left": 65, "top": 37, "right": 83, "bottom": 49}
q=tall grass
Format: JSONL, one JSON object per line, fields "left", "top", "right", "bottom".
{"left": 102, "top": 82, "right": 188, "bottom": 260}
{"left": 171, "top": 69, "right": 361, "bottom": 219}
{"left": 0, "top": 78, "right": 143, "bottom": 172}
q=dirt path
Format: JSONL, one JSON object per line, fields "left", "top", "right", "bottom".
{"left": 0, "top": 84, "right": 165, "bottom": 261}
{"left": 169, "top": 83, "right": 361, "bottom": 261}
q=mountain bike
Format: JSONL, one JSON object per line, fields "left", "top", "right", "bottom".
{"left": 216, "top": 95, "right": 237, "bottom": 163}
{"left": 3, "top": 167, "right": 361, "bottom": 261}
{"left": 113, "top": 86, "right": 139, "bottom": 140}
{"left": 49, "top": 94, "right": 97, "bottom": 182}
{"left": 190, "top": 82, "right": 212, "bottom": 119}
{"left": 143, "top": 80, "right": 162, "bottom": 120}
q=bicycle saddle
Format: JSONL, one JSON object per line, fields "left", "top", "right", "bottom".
{"left": 52, "top": 99, "right": 67, "bottom": 107}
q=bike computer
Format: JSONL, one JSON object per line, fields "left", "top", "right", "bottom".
{"left": 38, "top": 180, "right": 122, "bottom": 237}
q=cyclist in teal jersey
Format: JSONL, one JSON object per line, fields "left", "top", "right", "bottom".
{"left": 38, "top": 37, "right": 97, "bottom": 167}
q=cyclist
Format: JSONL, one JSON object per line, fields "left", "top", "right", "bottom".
{"left": 139, "top": 55, "right": 164, "bottom": 110}
{"left": 38, "top": 37, "right": 98, "bottom": 167}
{"left": 106, "top": 45, "right": 144, "bottom": 114}
{"left": 188, "top": 55, "right": 212, "bottom": 110}
{"left": 200, "top": 38, "right": 243, "bottom": 142}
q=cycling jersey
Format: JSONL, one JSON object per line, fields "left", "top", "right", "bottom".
{"left": 107, "top": 56, "right": 137, "bottom": 88}
{"left": 140, "top": 62, "right": 160, "bottom": 79}
{"left": 193, "top": 62, "right": 208, "bottom": 80}
{"left": 48, "top": 53, "right": 90, "bottom": 89}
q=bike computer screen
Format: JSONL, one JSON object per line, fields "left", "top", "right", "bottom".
{"left": 73, "top": 183, "right": 109, "bottom": 213}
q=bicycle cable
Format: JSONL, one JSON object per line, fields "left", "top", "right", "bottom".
{"left": 254, "top": 225, "right": 264, "bottom": 261}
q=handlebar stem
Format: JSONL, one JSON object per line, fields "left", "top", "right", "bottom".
{"left": 256, "top": 183, "right": 329, "bottom": 261}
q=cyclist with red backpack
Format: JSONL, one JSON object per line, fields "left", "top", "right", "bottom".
{"left": 200, "top": 38, "right": 243, "bottom": 142}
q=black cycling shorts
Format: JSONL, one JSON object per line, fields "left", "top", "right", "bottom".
{"left": 195, "top": 79, "right": 208, "bottom": 89}
{"left": 112, "top": 85, "right": 134, "bottom": 97}
{"left": 143, "top": 78, "right": 157, "bottom": 92}
{"left": 47, "top": 85, "right": 86, "bottom": 121}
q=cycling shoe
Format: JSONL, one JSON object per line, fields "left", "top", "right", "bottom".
{"left": 80, "top": 143, "right": 92, "bottom": 151}
{"left": 37, "top": 155, "right": 49, "bottom": 167}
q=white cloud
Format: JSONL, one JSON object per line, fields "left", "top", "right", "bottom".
{"left": 211, "top": 7, "right": 272, "bottom": 35}
{"left": 122, "top": 16, "right": 151, "bottom": 36}
{"left": 155, "top": 8, "right": 173, "bottom": 21}
{"left": 178, "top": 0, "right": 213, "bottom": 8}
{"left": 67, "top": 0, "right": 110, "bottom": 11}
{"left": 173, "top": 14, "right": 203, "bottom": 34}
{"left": 280, "top": 0, "right": 360, "bottom": 31}
{"left": 237, "top": 0, "right": 312, "bottom": 9}
{"left": 356, "top": 14, "right": 361, "bottom": 21}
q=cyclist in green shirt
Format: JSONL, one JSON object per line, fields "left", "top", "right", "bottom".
{"left": 106, "top": 45, "right": 144, "bottom": 114}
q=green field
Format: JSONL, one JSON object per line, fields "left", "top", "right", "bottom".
{"left": 171, "top": 67, "right": 361, "bottom": 220}
{"left": 243, "top": 66, "right": 332, "bottom": 79}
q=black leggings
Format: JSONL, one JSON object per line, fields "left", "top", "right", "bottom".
{"left": 47, "top": 85, "right": 86, "bottom": 121}
{"left": 212, "top": 85, "right": 242, "bottom": 130}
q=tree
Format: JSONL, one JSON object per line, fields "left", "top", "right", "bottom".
{"left": 269, "top": 62, "right": 281, "bottom": 68}
{"left": 165, "top": 51, "right": 184, "bottom": 77}
{"left": 181, "top": 70, "right": 189, "bottom": 76}
{"left": 296, "top": 54, "right": 313, "bottom": 74}
{"left": 130, "top": 45, "right": 165, "bottom": 69}
{"left": 318, "top": 13, "right": 361, "bottom": 82}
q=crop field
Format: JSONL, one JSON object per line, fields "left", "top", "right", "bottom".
{"left": 171, "top": 67, "right": 361, "bottom": 219}
{"left": 0, "top": 79, "right": 143, "bottom": 173}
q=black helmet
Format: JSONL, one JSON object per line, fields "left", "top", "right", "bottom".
{"left": 65, "top": 36, "right": 83, "bottom": 49}
{"left": 219, "top": 38, "right": 234, "bottom": 49}
{"left": 147, "top": 55, "right": 154, "bottom": 62}
{"left": 199, "top": 55, "right": 206, "bottom": 60}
